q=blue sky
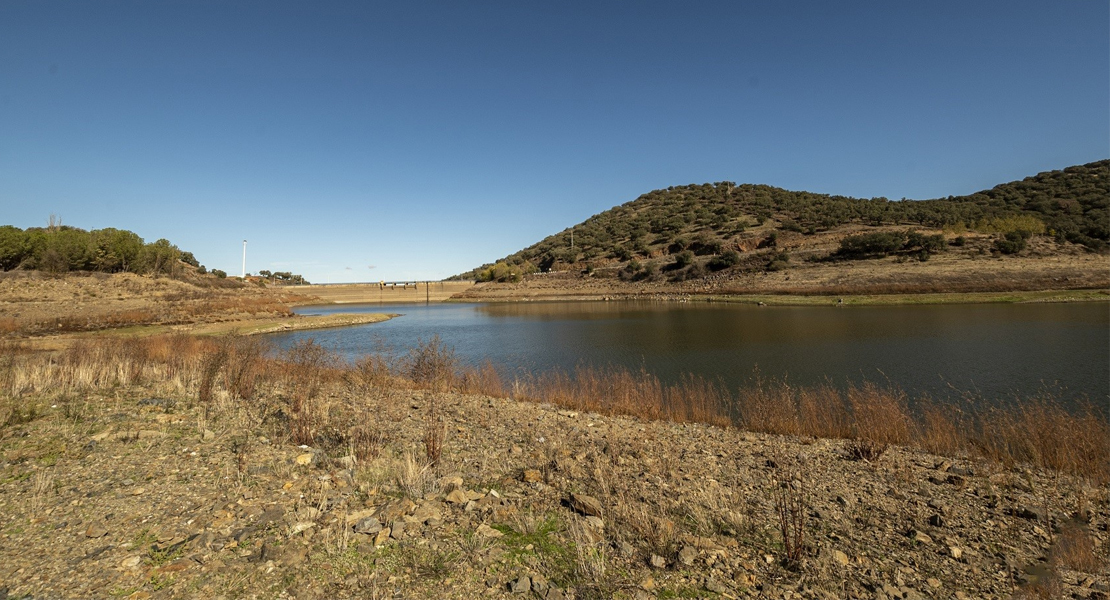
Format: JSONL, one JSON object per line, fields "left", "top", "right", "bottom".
{"left": 2, "top": 1, "right": 1107, "bottom": 283}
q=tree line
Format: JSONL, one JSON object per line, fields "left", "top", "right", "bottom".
{"left": 0, "top": 222, "right": 200, "bottom": 277}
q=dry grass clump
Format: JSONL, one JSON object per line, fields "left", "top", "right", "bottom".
{"left": 569, "top": 517, "right": 608, "bottom": 582}
{"left": 0, "top": 340, "right": 25, "bottom": 394}
{"left": 509, "top": 365, "right": 731, "bottom": 427}
{"left": 423, "top": 394, "right": 444, "bottom": 466}
{"left": 398, "top": 450, "right": 439, "bottom": 499}
{"left": 1051, "top": 520, "right": 1103, "bottom": 573}
{"left": 283, "top": 339, "right": 338, "bottom": 446}
{"left": 607, "top": 492, "right": 679, "bottom": 562}
{"left": 0, "top": 317, "right": 19, "bottom": 336}
{"left": 407, "top": 336, "right": 457, "bottom": 393}
{"left": 915, "top": 396, "right": 971, "bottom": 457}
{"left": 349, "top": 424, "right": 387, "bottom": 462}
{"left": 456, "top": 361, "right": 506, "bottom": 397}
{"left": 737, "top": 374, "right": 911, "bottom": 456}
{"left": 972, "top": 396, "right": 1110, "bottom": 484}
{"left": 845, "top": 383, "right": 912, "bottom": 461}
{"left": 222, "top": 335, "right": 269, "bottom": 401}
{"left": 347, "top": 353, "right": 397, "bottom": 395}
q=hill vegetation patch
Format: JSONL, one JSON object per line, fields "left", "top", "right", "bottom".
{"left": 454, "top": 161, "right": 1109, "bottom": 293}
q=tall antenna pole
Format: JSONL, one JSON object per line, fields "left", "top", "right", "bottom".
{"left": 241, "top": 240, "right": 247, "bottom": 278}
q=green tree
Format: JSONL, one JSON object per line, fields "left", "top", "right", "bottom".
{"left": 139, "top": 238, "right": 181, "bottom": 277}
{"left": 89, "top": 228, "right": 144, "bottom": 272}
{"left": 0, "top": 226, "right": 28, "bottom": 270}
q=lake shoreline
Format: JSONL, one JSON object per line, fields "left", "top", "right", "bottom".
{"left": 432, "top": 287, "right": 1110, "bottom": 307}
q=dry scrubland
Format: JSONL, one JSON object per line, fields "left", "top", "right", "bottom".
{"left": 0, "top": 271, "right": 314, "bottom": 338}
{"left": 456, "top": 232, "right": 1110, "bottom": 303}
{"left": 0, "top": 335, "right": 1107, "bottom": 600}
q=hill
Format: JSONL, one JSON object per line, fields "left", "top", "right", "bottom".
{"left": 454, "top": 161, "right": 1109, "bottom": 291}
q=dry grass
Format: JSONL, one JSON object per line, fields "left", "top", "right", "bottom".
{"left": 398, "top": 450, "right": 439, "bottom": 500}
{"left": 423, "top": 394, "right": 444, "bottom": 466}
{"left": 348, "top": 353, "right": 397, "bottom": 395}
{"left": 845, "top": 383, "right": 912, "bottom": 461}
{"left": 28, "top": 468, "right": 55, "bottom": 519}
{"left": 407, "top": 336, "right": 457, "bottom": 393}
{"left": 2, "top": 334, "right": 1105, "bottom": 486}
{"left": 349, "top": 424, "right": 387, "bottom": 463}
{"left": 769, "top": 450, "right": 808, "bottom": 567}
{"left": 569, "top": 517, "right": 608, "bottom": 582}
{"left": 456, "top": 361, "right": 506, "bottom": 397}
{"left": 971, "top": 396, "right": 1110, "bottom": 484}
{"left": 510, "top": 365, "right": 731, "bottom": 427}
{"left": 1051, "top": 520, "right": 1103, "bottom": 573}
{"left": 283, "top": 339, "right": 338, "bottom": 446}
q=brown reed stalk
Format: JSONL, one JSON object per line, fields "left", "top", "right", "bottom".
{"left": 423, "top": 393, "right": 444, "bottom": 466}
{"left": 769, "top": 453, "right": 808, "bottom": 567}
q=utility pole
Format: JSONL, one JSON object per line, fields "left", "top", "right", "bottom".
{"left": 241, "top": 240, "right": 247, "bottom": 278}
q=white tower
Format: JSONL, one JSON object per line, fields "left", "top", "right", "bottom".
{"left": 241, "top": 240, "right": 247, "bottom": 278}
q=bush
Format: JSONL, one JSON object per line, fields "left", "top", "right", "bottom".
{"left": 408, "top": 336, "right": 457, "bottom": 392}
{"left": 670, "top": 262, "right": 706, "bottom": 282}
{"left": 673, "top": 250, "right": 694, "bottom": 269}
{"left": 766, "top": 252, "right": 791, "bottom": 272}
{"left": 993, "top": 230, "right": 1031, "bottom": 254}
{"left": 690, "top": 235, "right": 722, "bottom": 256}
{"left": 975, "top": 215, "right": 1046, "bottom": 236}
{"left": 476, "top": 261, "right": 533, "bottom": 283}
{"left": 837, "top": 232, "right": 907, "bottom": 258}
{"left": 707, "top": 250, "right": 740, "bottom": 271}
{"left": 757, "top": 232, "right": 778, "bottom": 249}
{"left": 905, "top": 231, "right": 946, "bottom": 254}
{"left": 836, "top": 230, "right": 945, "bottom": 260}
{"left": 780, "top": 219, "right": 804, "bottom": 233}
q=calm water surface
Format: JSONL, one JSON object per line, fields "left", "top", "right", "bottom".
{"left": 271, "top": 301, "right": 1109, "bottom": 406}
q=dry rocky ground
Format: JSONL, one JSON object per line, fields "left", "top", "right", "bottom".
{"left": 1, "top": 377, "right": 1106, "bottom": 599}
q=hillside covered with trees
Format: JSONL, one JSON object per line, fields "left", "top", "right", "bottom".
{"left": 0, "top": 219, "right": 210, "bottom": 278}
{"left": 0, "top": 219, "right": 312, "bottom": 284}
{"left": 456, "top": 160, "right": 1108, "bottom": 283}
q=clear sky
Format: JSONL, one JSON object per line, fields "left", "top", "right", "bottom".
{"left": 2, "top": 1, "right": 1107, "bottom": 283}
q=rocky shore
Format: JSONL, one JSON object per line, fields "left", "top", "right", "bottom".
{"left": 1, "top": 378, "right": 1105, "bottom": 599}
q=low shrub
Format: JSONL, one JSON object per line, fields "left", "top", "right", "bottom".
{"left": 707, "top": 250, "right": 740, "bottom": 271}
{"left": 993, "top": 230, "right": 1031, "bottom": 254}
{"left": 836, "top": 230, "right": 946, "bottom": 260}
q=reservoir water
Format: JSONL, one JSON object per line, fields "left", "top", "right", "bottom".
{"left": 270, "top": 301, "right": 1109, "bottom": 407}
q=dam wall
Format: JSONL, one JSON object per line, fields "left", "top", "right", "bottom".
{"left": 290, "top": 281, "right": 475, "bottom": 304}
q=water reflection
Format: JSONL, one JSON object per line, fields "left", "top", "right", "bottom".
{"left": 276, "top": 300, "right": 1109, "bottom": 405}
